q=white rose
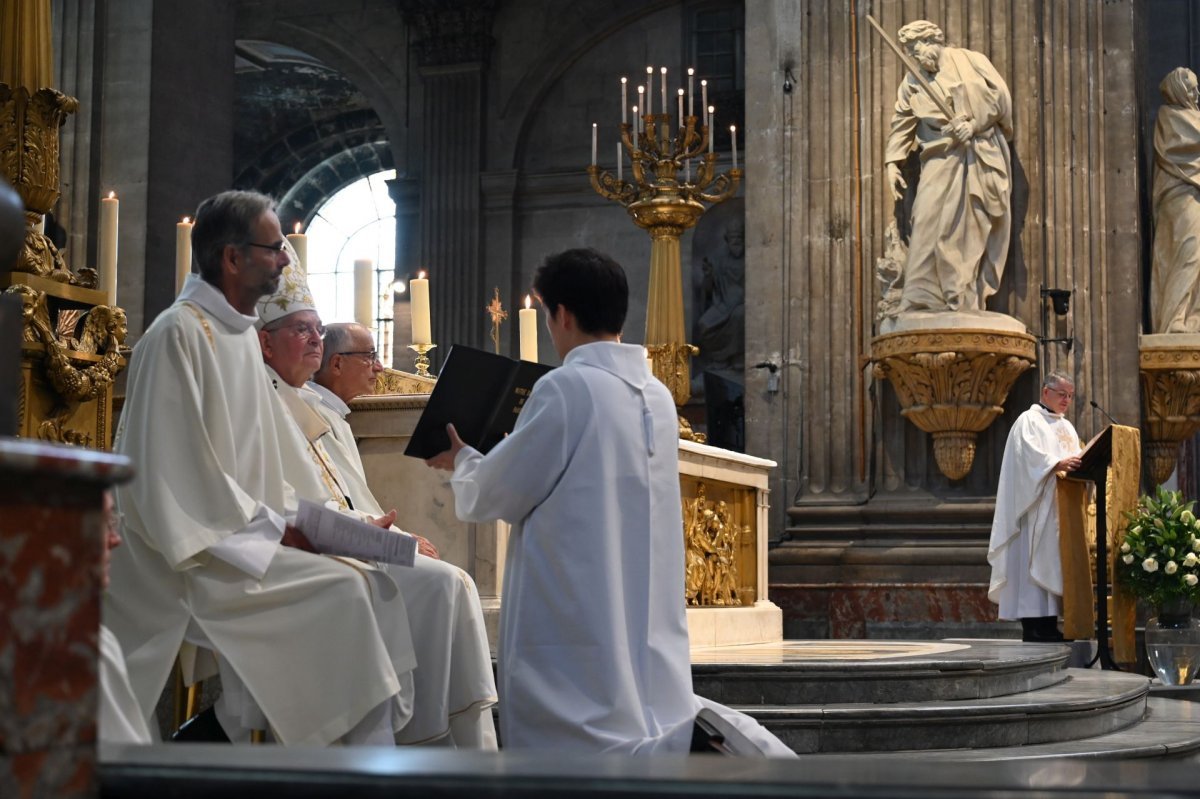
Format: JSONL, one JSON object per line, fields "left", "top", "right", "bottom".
{"left": 1188, "top": 574, "right": 1199, "bottom": 587}
{"left": 1123, "top": 553, "right": 1135, "bottom": 564}
{"left": 1144, "top": 558, "right": 1159, "bottom": 573}
{"left": 1166, "top": 561, "right": 1179, "bottom": 575}
{"left": 1121, "top": 542, "right": 1131, "bottom": 554}
{"left": 1185, "top": 552, "right": 1198, "bottom": 567}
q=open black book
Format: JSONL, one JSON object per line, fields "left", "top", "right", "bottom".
{"left": 404, "top": 344, "right": 554, "bottom": 459}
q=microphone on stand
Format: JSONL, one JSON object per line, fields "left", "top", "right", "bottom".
{"left": 1090, "top": 399, "right": 1119, "bottom": 426}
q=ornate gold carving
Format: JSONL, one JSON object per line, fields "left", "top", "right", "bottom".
{"left": 871, "top": 328, "right": 1037, "bottom": 480}
{"left": 1139, "top": 341, "right": 1200, "bottom": 484}
{"left": 647, "top": 342, "right": 698, "bottom": 407}
{"left": 373, "top": 367, "right": 436, "bottom": 396}
{"left": 0, "top": 84, "right": 78, "bottom": 214}
{"left": 683, "top": 483, "right": 741, "bottom": 607}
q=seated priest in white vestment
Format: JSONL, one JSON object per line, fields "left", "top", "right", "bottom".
{"left": 427, "top": 248, "right": 795, "bottom": 757}
{"left": 256, "top": 280, "right": 498, "bottom": 749}
{"left": 987, "top": 371, "right": 1083, "bottom": 642}
{"left": 99, "top": 490, "right": 154, "bottom": 744}
{"left": 104, "top": 190, "right": 415, "bottom": 746}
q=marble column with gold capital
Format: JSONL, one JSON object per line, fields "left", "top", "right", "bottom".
{"left": 0, "top": 0, "right": 54, "bottom": 93}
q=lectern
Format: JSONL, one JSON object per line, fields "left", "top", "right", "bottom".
{"left": 1064, "top": 424, "right": 1141, "bottom": 670}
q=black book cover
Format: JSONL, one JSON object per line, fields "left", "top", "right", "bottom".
{"left": 404, "top": 344, "right": 553, "bottom": 459}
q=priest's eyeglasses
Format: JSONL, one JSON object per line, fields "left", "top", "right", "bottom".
{"left": 339, "top": 350, "right": 380, "bottom": 364}
{"left": 1047, "top": 387, "right": 1074, "bottom": 400}
{"left": 242, "top": 241, "right": 288, "bottom": 253}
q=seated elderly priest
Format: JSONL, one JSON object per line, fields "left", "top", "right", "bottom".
{"left": 105, "top": 189, "right": 414, "bottom": 746}
{"left": 256, "top": 269, "right": 498, "bottom": 749}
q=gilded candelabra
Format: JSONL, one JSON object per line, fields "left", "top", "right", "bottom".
{"left": 588, "top": 69, "right": 740, "bottom": 434}
{"left": 408, "top": 343, "right": 436, "bottom": 378}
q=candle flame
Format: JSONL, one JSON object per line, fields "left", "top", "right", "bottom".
{"left": 646, "top": 66, "right": 653, "bottom": 73}
{"left": 688, "top": 67, "right": 695, "bottom": 76}
{"left": 418, "top": 270, "right": 426, "bottom": 279}
{"left": 107, "top": 191, "right": 115, "bottom": 199}
{"left": 701, "top": 79, "right": 707, "bottom": 86}
{"left": 294, "top": 222, "right": 302, "bottom": 233}
{"left": 660, "top": 67, "right": 667, "bottom": 74}
{"left": 621, "top": 76, "right": 627, "bottom": 84}
{"left": 525, "top": 294, "right": 532, "bottom": 310}
{"left": 677, "top": 88, "right": 684, "bottom": 96}
{"left": 638, "top": 85, "right": 644, "bottom": 94}
{"left": 182, "top": 216, "right": 190, "bottom": 224}
{"left": 730, "top": 125, "right": 736, "bottom": 132}
{"left": 632, "top": 105, "right": 638, "bottom": 114}
{"left": 708, "top": 105, "right": 715, "bottom": 114}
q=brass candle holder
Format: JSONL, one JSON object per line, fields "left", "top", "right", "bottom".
{"left": 588, "top": 83, "right": 740, "bottom": 435}
{"left": 408, "top": 343, "right": 437, "bottom": 378}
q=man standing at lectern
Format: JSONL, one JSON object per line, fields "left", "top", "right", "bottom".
{"left": 988, "top": 371, "right": 1083, "bottom": 642}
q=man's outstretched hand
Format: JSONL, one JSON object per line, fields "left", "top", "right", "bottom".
{"left": 425, "top": 423, "right": 467, "bottom": 472}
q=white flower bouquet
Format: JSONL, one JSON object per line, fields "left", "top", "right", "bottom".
{"left": 1119, "top": 486, "right": 1200, "bottom": 611}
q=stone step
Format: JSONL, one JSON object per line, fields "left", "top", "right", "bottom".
{"left": 692, "top": 639, "right": 1071, "bottom": 706}
{"left": 792, "top": 696, "right": 1200, "bottom": 761}
{"left": 732, "top": 669, "right": 1150, "bottom": 754}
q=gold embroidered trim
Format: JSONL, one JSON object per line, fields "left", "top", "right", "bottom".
{"left": 179, "top": 301, "right": 215, "bottom": 351}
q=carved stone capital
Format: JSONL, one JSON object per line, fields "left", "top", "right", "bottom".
{"left": 1139, "top": 340, "right": 1200, "bottom": 484}
{"left": 871, "top": 328, "right": 1037, "bottom": 480}
{"left": 399, "top": 0, "right": 497, "bottom": 68}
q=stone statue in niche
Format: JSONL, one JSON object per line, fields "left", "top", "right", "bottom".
{"left": 690, "top": 200, "right": 745, "bottom": 392}
{"left": 879, "top": 19, "right": 1014, "bottom": 331}
{"left": 1151, "top": 67, "right": 1200, "bottom": 334}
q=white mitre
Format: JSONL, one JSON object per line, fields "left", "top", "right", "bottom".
{"left": 255, "top": 238, "right": 315, "bottom": 329}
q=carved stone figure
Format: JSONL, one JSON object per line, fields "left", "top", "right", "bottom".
{"left": 1150, "top": 67, "right": 1200, "bottom": 333}
{"left": 692, "top": 212, "right": 745, "bottom": 385}
{"left": 883, "top": 20, "right": 1014, "bottom": 317}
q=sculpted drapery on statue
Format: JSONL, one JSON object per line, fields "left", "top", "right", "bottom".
{"left": 1151, "top": 67, "right": 1200, "bottom": 334}
{"left": 883, "top": 20, "right": 1014, "bottom": 320}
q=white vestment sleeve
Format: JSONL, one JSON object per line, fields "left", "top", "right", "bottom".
{"left": 205, "top": 503, "right": 285, "bottom": 579}
{"left": 450, "top": 378, "right": 570, "bottom": 524}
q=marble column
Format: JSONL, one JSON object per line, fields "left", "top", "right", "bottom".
{"left": 387, "top": 176, "right": 420, "bottom": 371}
{"left": 402, "top": 1, "right": 496, "bottom": 364}
{"left": 0, "top": 438, "right": 132, "bottom": 797}
{"left": 745, "top": 0, "right": 1142, "bottom": 637}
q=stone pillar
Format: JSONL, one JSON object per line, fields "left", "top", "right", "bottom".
{"left": 0, "top": 438, "right": 131, "bottom": 797}
{"left": 388, "top": 176, "right": 420, "bottom": 372}
{"left": 745, "top": 0, "right": 1142, "bottom": 638}
{"left": 402, "top": 1, "right": 495, "bottom": 364}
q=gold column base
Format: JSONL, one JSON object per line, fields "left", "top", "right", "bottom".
{"left": 1139, "top": 340, "right": 1200, "bottom": 485}
{"left": 872, "top": 328, "right": 1036, "bottom": 480}
{"left": 408, "top": 342, "right": 437, "bottom": 378}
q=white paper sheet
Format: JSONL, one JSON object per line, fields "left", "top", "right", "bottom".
{"left": 295, "top": 499, "right": 416, "bottom": 567}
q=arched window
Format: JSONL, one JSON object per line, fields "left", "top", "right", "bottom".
{"left": 304, "top": 169, "right": 398, "bottom": 365}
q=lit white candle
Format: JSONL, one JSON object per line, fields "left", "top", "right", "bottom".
{"left": 632, "top": 105, "right": 640, "bottom": 140}
{"left": 688, "top": 68, "right": 695, "bottom": 116}
{"left": 175, "top": 216, "right": 193, "bottom": 296}
{"left": 617, "top": 141, "right": 623, "bottom": 182}
{"left": 731, "top": 125, "right": 738, "bottom": 170}
{"left": 99, "top": 192, "right": 118, "bottom": 305}
{"left": 660, "top": 67, "right": 667, "bottom": 116}
{"left": 591, "top": 122, "right": 597, "bottom": 166}
{"left": 677, "top": 88, "right": 684, "bottom": 129}
{"left": 708, "top": 106, "right": 715, "bottom": 152}
{"left": 519, "top": 295, "right": 538, "bottom": 362}
{"left": 354, "top": 259, "right": 374, "bottom": 328}
{"left": 701, "top": 79, "right": 708, "bottom": 115}
{"left": 646, "top": 66, "right": 654, "bottom": 115}
{"left": 637, "top": 85, "right": 645, "bottom": 126}
{"left": 410, "top": 270, "right": 431, "bottom": 344}
{"left": 286, "top": 221, "right": 307, "bottom": 274}
{"left": 621, "top": 77, "right": 628, "bottom": 124}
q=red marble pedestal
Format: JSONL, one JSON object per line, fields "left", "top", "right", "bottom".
{"left": 0, "top": 438, "right": 132, "bottom": 798}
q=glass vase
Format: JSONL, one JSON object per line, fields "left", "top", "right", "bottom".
{"left": 1145, "top": 600, "right": 1200, "bottom": 686}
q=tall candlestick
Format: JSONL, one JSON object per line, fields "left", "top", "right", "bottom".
{"left": 591, "top": 122, "right": 597, "bottom": 165}
{"left": 646, "top": 67, "right": 654, "bottom": 115}
{"left": 638, "top": 84, "right": 645, "bottom": 123}
{"left": 677, "top": 88, "right": 684, "bottom": 130}
{"left": 731, "top": 125, "right": 738, "bottom": 170}
{"left": 660, "top": 67, "right": 667, "bottom": 116}
{"left": 286, "top": 221, "right": 308, "bottom": 274}
{"left": 701, "top": 79, "right": 708, "bottom": 115}
{"left": 99, "top": 192, "right": 118, "bottom": 305}
{"left": 621, "top": 77, "right": 628, "bottom": 124}
{"left": 175, "top": 216, "right": 193, "bottom": 296}
{"left": 410, "top": 270, "right": 431, "bottom": 344}
{"left": 354, "top": 259, "right": 374, "bottom": 328}
{"left": 617, "top": 141, "right": 623, "bottom": 182}
{"left": 632, "top": 105, "right": 640, "bottom": 140}
{"left": 688, "top": 68, "right": 695, "bottom": 116}
{"left": 708, "top": 106, "right": 715, "bottom": 152}
{"left": 519, "top": 295, "right": 538, "bottom": 362}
